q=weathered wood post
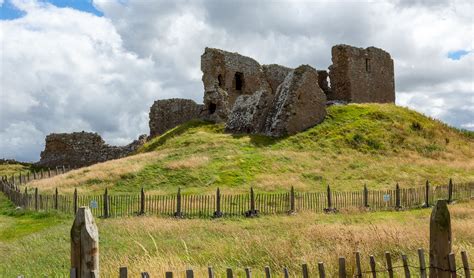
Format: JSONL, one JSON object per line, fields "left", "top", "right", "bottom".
{"left": 48, "top": 168, "right": 51, "bottom": 178}
{"left": 244, "top": 267, "right": 251, "bottom": 278}
{"left": 324, "top": 185, "right": 336, "bottom": 212}
{"left": 461, "top": 251, "right": 471, "bottom": 278}
{"left": 429, "top": 200, "right": 451, "bottom": 278}
{"left": 395, "top": 183, "right": 401, "bottom": 210}
{"left": 27, "top": 172, "right": 30, "bottom": 182}
{"left": 139, "top": 187, "right": 145, "bottom": 215}
{"left": 363, "top": 184, "right": 369, "bottom": 208}
{"left": 103, "top": 188, "right": 109, "bottom": 218}
{"left": 318, "top": 262, "right": 326, "bottom": 278}
{"left": 40, "top": 169, "right": 44, "bottom": 179}
{"left": 264, "top": 266, "right": 271, "bottom": 278}
{"left": 448, "top": 179, "right": 453, "bottom": 203}
{"left": 55, "top": 188, "right": 59, "bottom": 210}
{"left": 302, "top": 263, "right": 309, "bottom": 278}
{"left": 19, "top": 172, "right": 22, "bottom": 185}
{"left": 71, "top": 207, "right": 99, "bottom": 277}
{"left": 174, "top": 188, "right": 183, "bottom": 218}
{"left": 288, "top": 186, "right": 295, "bottom": 214}
{"left": 355, "top": 251, "right": 362, "bottom": 278}
{"left": 24, "top": 187, "right": 28, "bottom": 208}
{"left": 385, "top": 252, "right": 394, "bottom": 278}
{"left": 338, "top": 257, "right": 346, "bottom": 278}
{"left": 33, "top": 171, "right": 37, "bottom": 180}
{"left": 55, "top": 167, "right": 59, "bottom": 175}
{"left": 208, "top": 266, "right": 214, "bottom": 278}
{"left": 418, "top": 248, "right": 427, "bottom": 278}
{"left": 245, "top": 187, "right": 258, "bottom": 217}
{"left": 34, "top": 188, "right": 39, "bottom": 211}
{"left": 369, "top": 255, "right": 377, "bottom": 278}
{"left": 73, "top": 188, "right": 78, "bottom": 214}
{"left": 213, "top": 188, "right": 223, "bottom": 218}
{"left": 424, "top": 180, "right": 430, "bottom": 208}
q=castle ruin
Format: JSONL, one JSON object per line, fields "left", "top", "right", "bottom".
{"left": 149, "top": 44, "right": 395, "bottom": 137}
{"left": 38, "top": 44, "right": 395, "bottom": 168}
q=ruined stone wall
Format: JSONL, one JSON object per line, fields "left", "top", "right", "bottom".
{"left": 262, "top": 64, "right": 293, "bottom": 94}
{"left": 37, "top": 132, "right": 146, "bottom": 168}
{"left": 329, "top": 45, "right": 395, "bottom": 103}
{"left": 201, "top": 48, "right": 272, "bottom": 122}
{"left": 149, "top": 98, "right": 204, "bottom": 137}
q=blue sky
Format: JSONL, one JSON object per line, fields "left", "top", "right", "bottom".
{"left": 448, "top": 49, "right": 470, "bottom": 60}
{"left": 0, "top": 0, "right": 102, "bottom": 19}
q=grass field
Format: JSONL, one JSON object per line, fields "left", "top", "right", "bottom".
{"left": 0, "top": 163, "right": 33, "bottom": 178}
{"left": 0, "top": 193, "right": 473, "bottom": 277}
{"left": 26, "top": 104, "right": 474, "bottom": 195}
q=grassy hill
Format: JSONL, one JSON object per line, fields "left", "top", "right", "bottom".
{"left": 28, "top": 104, "right": 474, "bottom": 195}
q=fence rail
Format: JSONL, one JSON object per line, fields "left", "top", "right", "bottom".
{"left": 1, "top": 177, "right": 473, "bottom": 219}
{"left": 1, "top": 164, "right": 71, "bottom": 185}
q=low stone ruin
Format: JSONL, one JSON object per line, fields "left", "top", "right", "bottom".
{"left": 149, "top": 44, "right": 395, "bottom": 137}
{"left": 37, "top": 132, "right": 146, "bottom": 168}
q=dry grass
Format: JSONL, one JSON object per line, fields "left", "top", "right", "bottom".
{"left": 28, "top": 151, "right": 169, "bottom": 193}
{"left": 165, "top": 155, "right": 209, "bottom": 170}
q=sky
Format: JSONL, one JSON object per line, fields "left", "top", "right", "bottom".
{"left": 0, "top": 0, "right": 473, "bottom": 162}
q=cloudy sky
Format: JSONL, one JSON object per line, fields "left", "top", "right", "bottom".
{"left": 0, "top": 0, "right": 473, "bottom": 162}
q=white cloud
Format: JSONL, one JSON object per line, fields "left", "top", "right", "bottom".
{"left": 1, "top": 0, "right": 473, "bottom": 161}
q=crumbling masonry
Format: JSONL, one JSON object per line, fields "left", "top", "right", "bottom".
{"left": 149, "top": 44, "right": 395, "bottom": 137}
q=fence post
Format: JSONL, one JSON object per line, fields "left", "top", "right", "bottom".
{"left": 208, "top": 266, "right": 214, "bottom": 278}
{"left": 103, "top": 188, "right": 109, "bottom": 218}
{"left": 369, "top": 255, "right": 376, "bottom": 278}
{"left": 213, "top": 188, "right": 223, "bottom": 218}
{"left": 48, "top": 168, "right": 51, "bottom": 178}
{"left": 424, "top": 180, "right": 430, "bottom": 208}
{"left": 429, "top": 200, "right": 451, "bottom": 278}
{"left": 186, "top": 269, "right": 194, "bottom": 278}
{"left": 318, "top": 262, "right": 326, "bottom": 278}
{"left": 395, "top": 183, "right": 402, "bottom": 210}
{"left": 338, "top": 257, "right": 346, "bottom": 278}
{"left": 226, "top": 268, "right": 233, "bottom": 278}
{"left": 23, "top": 187, "right": 28, "bottom": 208}
{"left": 264, "top": 266, "right": 271, "bottom": 278}
{"left": 461, "top": 251, "right": 471, "bottom": 278}
{"left": 355, "top": 251, "right": 362, "bottom": 278}
{"left": 34, "top": 188, "right": 38, "bottom": 211}
{"left": 55, "top": 188, "right": 59, "bottom": 210}
{"left": 324, "top": 185, "right": 336, "bottom": 212}
{"left": 41, "top": 169, "right": 44, "bottom": 179}
{"left": 174, "top": 188, "right": 183, "bottom": 218}
{"left": 165, "top": 272, "right": 173, "bottom": 278}
{"left": 73, "top": 188, "right": 78, "bottom": 214}
{"left": 140, "top": 187, "right": 145, "bottom": 215}
{"left": 302, "top": 263, "right": 309, "bottom": 278}
{"left": 402, "top": 254, "right": 411, "bottom": 278}
{"left": 283, "top": 267, "right": 289, "bottom": 278}
{"left": 245, "top": 187, "right": 258, "bottom": 217}
{"left": 245, "top": 267, "right": 251, "bottom": 278}
{"left": 63, "top": 165, "right": 66, "bottom": 173}
{"left": 288, "top": 186, "right": 295, "bottom": 214}
{"left": 55, "top": 167, "right": 59, "bottom": 175}
{"left": 418, "top": 248, "right": 427, "bottom": 278}
{"left": 19, "top": 172, "right": 22, "bottom": 185}
{"left": 119, "top": 267, "right": 128, "bottom": 278}
{"left": 364, "top": 184, "right": 369, "bottom": 208}
{"left": 448, "top": 253, "right": 456, "bottom": 278}
{"left": 71, "top": 207, "right": 99, "bottom": 278}
{"left": 448, "top": 179, "right": 453, "bottom": 203}
{"left": 33, "top": 171, "right": 37, "bottom": 180}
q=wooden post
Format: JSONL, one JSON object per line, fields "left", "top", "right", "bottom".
{"left": 244, "top": 267, "right": 251, "bottom": 278}
{"left": 73, "top": 188, "right": 78, "bottom": 214}
{"left": 448, "top": 253, "right": 456, "bottom": 278}
{"left": 385, "top": 252, "right": 394, "bottom": 278}
{"left": 19, "top": 172, "right": 22, "bottom": 185}
{"left": 423, "top": 180, "right": 430, "bottom": 208}
{"left": 140, "top": 187, "right": 145, "bottom": 215}
{"left": 395, "top": 183, "right": 401, "bottom": 210}
{"left": 48, "top": 168, "right": 51, "bottom": 178}
{"left": 402, "top": 254, "right": 411, "bottom": 278}
{"left": 318, "top": 262, "right": 326, "bottom": 278}
{"left": 141, "top": 272, "right": 150, "bottom": 278}
{"left": 186, "top": 269, "right": 194, "bottom": 278}
{"left": 302, "top": 263, "right": 309, "bottom": 278}
{"left": 103, "top": 188, "right": 109, "bottom": 218}
{"left": 55, "top": 167, "right": 59, "bottom": 175}
{"left": 23, "top": 187, "right": 28, "bottom": 208}
{"left": 338, "top": 257, "right": 346, "bottom": 278}
{"left": 119, "top": 267, "right": 127, "bottom": 278}
{"left": 461, "top": 251, "right": 471, "bottom": 278}
{"left": 71, "top": 207, "right": 99, "bottom": 278}
{"left": 174, "top": 188, "right": 183, "bottom": 218}
{"left": 364, "top": 184, "right": 369, "bottom": 208}
{"left": 327, "top": 185, "right": 332, "bottom": 209}
{"left": 418, "top": 248, "right": 427, "bottom": 278}
{"left": 355, "top": 251, "right": 362, "bottom": 278}
{"left": 264, "top": 266, "right": 271, "bottom": 278}
{"left": 288, "top": 186, "right": 295, "bottom": 214}
{"left": 63, "top": 165, "right": 66, "bottom": 173}
{"left": 165, "top": 272, "right": 173, "bottom": 278}
{"left": 55, "top": 188, "right": 59, "bottom": 210}
{"left": 34, "top": 188, "right": 38, "bottom": 211}
{"left": 429, "top": 200, "right": 451, "bottom": 278}
{"left": 33, "top": 171, "right": 37, "bottom": 180}
{"left": 226, "top": 268, "right": 233, "bottom": 278}
{"left": 213, "top": 188, "right": 223, "bottom": 218}
{"left": 245, "top": 187, "right": 258, "bottom": 217}
{"left": 207, "top": 266, "right": 214, "bottom": 278}
{"left": 369, "top": 255, "right": 377, "bottom": 278}
{"left": 283, "top": 267, "right": 289, "bottom": 278}
{"left": 448, "top": 179, "right": 453, "bottom": 203}
{"left": 41, "top": 169, "right": 44, "bottom": 179}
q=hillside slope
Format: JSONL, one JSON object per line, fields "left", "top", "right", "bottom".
{"left": 29, "top": 104, "right": 474, "bottom": 194}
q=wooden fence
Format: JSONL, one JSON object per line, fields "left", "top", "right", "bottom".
{"left": 68, "top": 200, "right": 473, "bottom": 277}
{"left": 2, "top": 164, "right": 71, "bottom": 185}
{"left": 1, "top": 178, "right": 473, "bottom": 218}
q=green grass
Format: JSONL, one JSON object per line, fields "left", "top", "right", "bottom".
{"left": 1, "top": 193, "right": 473, "bottom": 277}
{"left": 28, "top": 104, "right": 474, "bottom": 195}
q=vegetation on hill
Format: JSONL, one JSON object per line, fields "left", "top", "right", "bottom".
{"left": 28, "top": 104, "right": 474, "bottom": 194}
